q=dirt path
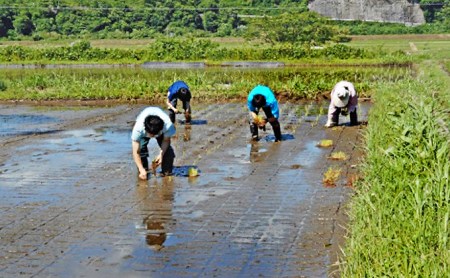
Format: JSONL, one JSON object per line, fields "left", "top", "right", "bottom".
{"left": 0, "top": 101, "right": 369, "bottom": 277}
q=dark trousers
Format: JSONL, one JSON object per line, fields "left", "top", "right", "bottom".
{"left": 140, "top": 135, "right": 175, "bottom": 175}
{"left": 168, "top": 98, "right": 191, "bottom": 123}
{"left": 331, "top": 107, "right": 358, "bottom": 126}
{"left": 250, "top": 106, "right": 282, "bottom": 141}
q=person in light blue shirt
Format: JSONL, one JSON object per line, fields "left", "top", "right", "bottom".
{"left": 167, "top": 80, "right": 192, "bottom": 124}
{"left": 131, "top": 107, "right": 176, "bottom": 179}
{"left": 247, "top": 85, "right": 282, "bottom": 142}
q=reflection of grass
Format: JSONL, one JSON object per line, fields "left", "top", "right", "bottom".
{"left": 329, "top": 151, "right": 348, "bottom": 160}
{"left": 317, "top": 139, "right": 333, "bottom": 147}
{"left": 323, "top": 167, "right": 341, "bottom": 187}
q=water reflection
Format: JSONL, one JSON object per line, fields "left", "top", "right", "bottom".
{"left": 136, "top": 177, "right": 174, "bottom": 251}
{"left": 248, "top": 143, "right": 267, "bottom": 163}
{"left": 183, "top": 125, "right": 191, "bottom": 141}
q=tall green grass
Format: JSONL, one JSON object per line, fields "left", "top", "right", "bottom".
{"left": 341, "top": 62, "right": 450, "bottom": 276}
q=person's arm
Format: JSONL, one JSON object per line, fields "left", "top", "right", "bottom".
{"left": 154, "top": 137, "right": 171, "bottom": 165}
{"left": 132, "top": 140, "right": 147, "bottom": 180}
{"left": 166, "top": 92, "right": 178, "bottom": 113}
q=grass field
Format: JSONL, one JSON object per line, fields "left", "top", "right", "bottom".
{"left": 347, "top": 34, "right": 450, "bottom": 60}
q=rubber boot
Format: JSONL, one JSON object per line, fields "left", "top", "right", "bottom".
{"left": 250, "top": 122, "right": 258, "bottom": 140}
{"left": 161, "top": 147, "right": 175, "bottom": 176}
{"left": 350, "top": 110, "right": 358, "bottom": 126}
{"left": 331, "top": 107, "right": 340, "bottom": 127}
{"left": 271, "top": 121, "right": 282, "bottom": 142}
{"left": 185, "top": 112, "right": 192, "bottom": 124}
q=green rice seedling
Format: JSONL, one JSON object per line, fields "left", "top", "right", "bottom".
{"left": 317, "top": 139, "right": 333, "bottom": 147}
{"left": 322, "top": 167, "right": 341, "bottom": 187}
{"left": 328, "top": 151, "right": 348, "bottom": 160}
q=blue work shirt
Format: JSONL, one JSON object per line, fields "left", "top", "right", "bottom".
{"left": 168, "top": 81, "right": 190, "bottom": 101}
{"left": 247, "top": 85, "right": 279, "bottom": 119}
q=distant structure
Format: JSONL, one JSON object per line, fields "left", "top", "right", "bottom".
{"left": 308, "top": 0, "right": 425, "bottom": 26}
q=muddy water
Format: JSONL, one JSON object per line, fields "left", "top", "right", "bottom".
{"left": 0, "top": 101, "right": 369, "bottom": 277}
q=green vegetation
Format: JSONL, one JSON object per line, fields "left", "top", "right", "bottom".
{"left": 0, "top": 66, "right": 411, "bottom": 101}
{"left": 340, "top": 61, "right": 450, "bottom": 276}
{"left": 0, "top": 37, "right": 412, "bottom": 64}
{"left": 0, "top": 0, "right": 448, "bottom": 41}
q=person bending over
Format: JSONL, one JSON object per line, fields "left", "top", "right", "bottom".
{"left": 325, "top": 80, "right": 358, "bottom": 128}
{"left": 247, "top": 85, "right": 282, "bottom": 142}
{"left": 167, "top": 80, "right": 192, "bottom": 124}
{"left": 131, "top": 106, "right": 176, "bottom": 179}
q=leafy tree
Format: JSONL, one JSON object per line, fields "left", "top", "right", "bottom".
{"left": 13, "top": 11, "right": 35, "bottom": 36}
{"left": 245, "top": 11, "right": 345, "bottom": 45}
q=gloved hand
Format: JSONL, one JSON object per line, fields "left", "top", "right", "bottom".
{"left": 341, "top": 107, "right": 349, "bottom": 116}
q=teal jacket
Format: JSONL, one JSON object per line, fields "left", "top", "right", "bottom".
{"left": 247, "top": 85, "right": 279, "bottom": 119}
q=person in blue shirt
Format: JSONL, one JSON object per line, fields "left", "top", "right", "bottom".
{"left": 131, "top": 107, "right": 176, "bottom": 179}
{"left": 167, "top": 80, "right": 192, "bottom": 124}
{"left": 247, "top": 85, "right": 282, "bottom": 142}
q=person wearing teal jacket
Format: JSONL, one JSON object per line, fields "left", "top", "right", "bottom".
{"left": 247, "top": 85, "right": 282, "bottom": 142}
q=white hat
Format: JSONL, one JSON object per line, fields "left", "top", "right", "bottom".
{"left": 332, "top": 86, "right": 350, "bottom": 108}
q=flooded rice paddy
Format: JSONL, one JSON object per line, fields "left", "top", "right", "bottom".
{"left": 0, "top": 99, "right": 369, "bottom": 277}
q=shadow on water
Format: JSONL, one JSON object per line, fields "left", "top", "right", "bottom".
{"left": 177, "top": 119, "right": 207, "bottom": 125}
{"left": 145, "top": 165, "right": 201, "bottom": 178}
{"left": 262, "top": 133, "right": 295, "bottom": 142}
{"left": 172, "top": 165, "right": 201, "bottom": 177}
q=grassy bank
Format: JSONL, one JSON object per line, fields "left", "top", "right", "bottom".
{"left": 340, "top": 61, "right": 450, "bottom": 276}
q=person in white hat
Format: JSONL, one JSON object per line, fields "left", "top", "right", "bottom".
{"left": 325, "top": 81, "right": 358, "bottom": 128}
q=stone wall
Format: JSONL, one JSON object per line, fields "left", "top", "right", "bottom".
{"left": 308, "top": 0, "right": 425, "bottom": 25}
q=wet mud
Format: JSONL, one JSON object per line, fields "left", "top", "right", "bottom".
{"left": 0, "top": 100, "right": 370, "bottom": 277}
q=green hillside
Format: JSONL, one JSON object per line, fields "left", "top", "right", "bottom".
{"left": 0, "top": 0, "right": 448, "bottom": 40}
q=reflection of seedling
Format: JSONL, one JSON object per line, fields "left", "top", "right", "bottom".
{"left": 151, "top": 159, "right": 158, "bottom": 176}
{"left": 323, "top": 167, "right": 341, "bottom": 187}
{"left": 304, "top": 103, "right": 312, "bottom": 117}
{"left": 317, "top": 139, "right": 333, "bottom": 147}
{"left": 188, "top": 167, "right": 199, "bottom": 177}
{"left": 328, "top": 151, "right": 348, "bottom": 160}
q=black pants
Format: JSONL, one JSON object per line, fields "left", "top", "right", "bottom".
{"left": 168, "top": 98, "right": 191, "bottom": 123}
{"left": 250, "top": 106, "right": 282, "bottom": 141}
{"left": 140, "top": 135, "right": 175, "bottom": 175}
{"left": 331, "top": 107, "right": 358, "bottom": 126}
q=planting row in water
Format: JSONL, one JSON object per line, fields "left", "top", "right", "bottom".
{"left": 0, "top": 66, "right": 412, "bottom": 101}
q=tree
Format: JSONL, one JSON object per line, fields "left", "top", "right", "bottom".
{"left": 13, "top": 12, "right": 35, "bottom": 36}
{"left": 245, "top": 11, "right": 345, "bottom": 45}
